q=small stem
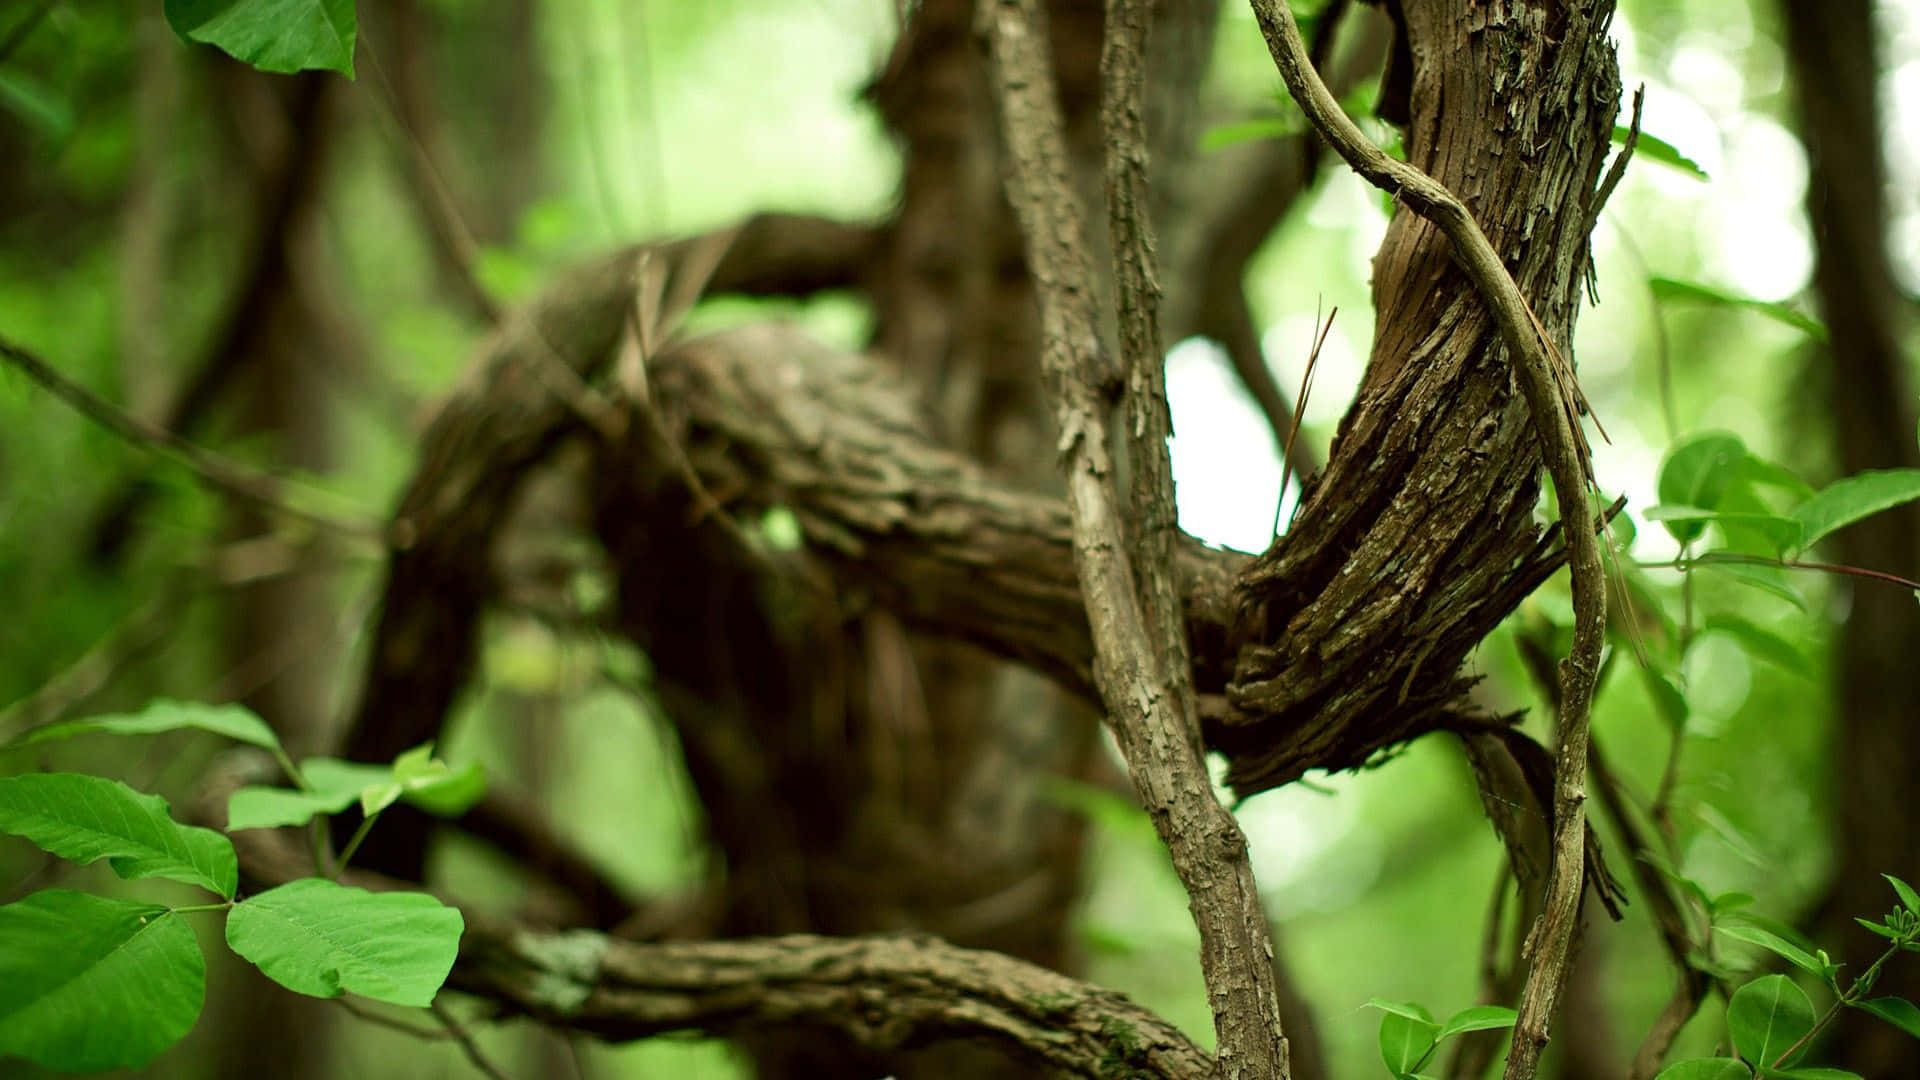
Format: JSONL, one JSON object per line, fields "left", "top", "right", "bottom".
{"left": 171, "top": 902, "right": 234, "bottom": 915}
{"left": 273, "top": 745, "right": 313, "bottom": 792}
{"left": 1651, "top": 551, "right": 1920, "bottom": 592}
{"left": 309, "top": 818, "right": 335, "bottom": 878}
{"left": 333, "top": 809, "right": 382, "bottom": 878}
{"left": 1769, "top": 941, "right": 1904, "bottom": 1070}
{"left": 1769, "top": 999, "right": 1843, "bottom": 1072}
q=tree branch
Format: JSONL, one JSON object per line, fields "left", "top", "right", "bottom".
{"left": 1245, "top": 4, "right": 1611, "bottom": 1075}
{"left": 982, "top": 1, "right": 1287, "bottom": 1074}
{"left": 451, "top": 927, "right": 1214, "bottom": 1080}
{"left": 198, "top": 762, "right": 1214, "bottom": 1080}
{"left": 0, "top": 335, "right": 387, "bottom": 543}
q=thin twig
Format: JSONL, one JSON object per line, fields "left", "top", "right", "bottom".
{"left": 0, "top": 336, "right": 388, "bottom": 543}
{"left": 982, "top": 0, "right": 1288, "bottom": 1074}
{"left": 1587, "top": 85, "right": 1645, "bottom": 238}
{"left": 1273, "top": 303, "right": 1333, "bottom": 536}
{"left": 332, "top": 996, "right": 453, "bottom": 1040}
{"left": 1244, "top": 5, "right": 1610, "bottom": 1077}
{"left": 1664, "top": 551, "right": 1920, "bottom": 593}
{"left": 431, "top": 1000, "right": 514, "bottom": 1080}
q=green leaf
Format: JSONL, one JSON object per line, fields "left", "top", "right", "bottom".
{"left": 226, "top": 785, "right": 358, "bottom": 831}
{"left": 301, "top": 757, "right": 393, "bottom": 796}
{"left": 163, "top": 0, "right": 357, "bottom": 77}
{"left": 1740, "top": 456, "right": 1817, "bottom": 500}
{"left": 1640, "top": 666, "right": 1690, "bottom": 733}
{"left": 1768, "top": 1070, "right": 1864, "bottom": 1080}
{"left": 399, "top": 759, "right": 485, "bottom": 816}
{"left": 1201, "top": 114, "right": 1307, "bottom": 152}
{"left": 0, "top": 891, "right": 203, "bottom": 1072}
{"left": 1658, "top": 433, "right": 1750, "bottom": 542}
{"left": 1366, "top": 1000, "right": 1439, "bottom": 1074}
{"left": 1715, "top": 925, "right": 1826, "bottom": 977}
{"left": 1654, "top": 1060, "right": 1753, "bottom": 1080}
{"left": 1727, "top": 975, "right": 1814, "bottom": 1068}
{"left": 8, "top": 699, "right": 280, "bottom": 753}
{"left": 1650, "top": 277, "right": 1828, "bottom": 342}
{"left": 229, "top": 749, "right": 485, "bottom": 830}
{"left": 1792, "top": 470, "right": 1920, "bottom": 553}
{"left": 225, "top": 879, "right": 463, "bottom": 1007}
{"left": 1692, "top": 559, "right": 1808, "bottom": 612}
{"left": 1713, "top": 892, "right": 1758, "bottom": 913}
{"left": 1857, "top": 917, "right": 1899, "bottom": 941}
{"left": 1616, "top": 125, "right": 1710, "bottom": 181}
{"left": 1435, "top": 1005, "right": 1517, "bottom": 1040}
{"left": 1376, "top": 1007, "right": 1439, "bottom": 1075}
{"left": 386, "top": 743, "right": 486, "bottom": 816}
{"left": 1643, "top": 507, "right": 1803, "bottom": 553}
{"left": 0, "top": 773, "right": 236, "bottom": 898}
{"left": 1855, "top": 996, "right": 1920, "bottom": 1041}
{"left": 1701, "top": 614, "right": 1813, "bottom": 678}
{"left": 1887, "top": 875, "right": 1920, "bottom": 917}
{"left": 359, "top": 781, "right": 403, "bottom": 817}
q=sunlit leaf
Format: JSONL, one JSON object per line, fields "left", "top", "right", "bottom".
{"left": 1650, "top": 277, "right": 1828, "bottom": 342}
{"left": 1616, "top": 125, "right": 1710, "bottom": 181}
{"left": 1657, "top": 433, "right": 1749, "bottom": 542}
{"left": 8, "top": 700, "right": 280, "bottom": 754}
{"left": 1435, "top": 1005, "right": 1517, "bottom": 1040}
{"left": 0, "top": 773, "right": 236, "bottom": 898}
{"left": 226, "top": 786, "right": 357, "bottom": 831}
{"left": 1715, "top": 925, "right": 1825, "bottom": 977}
{"left": 1726, "top": 974, "right": 1814, "bottom": 1068}
{"left": 1692, "top": 559, "right": 1808, "bottom": 612}
{"left": 225, "top": 880, "right": 463, "bottom": 1007}
{"left": 1792, "top": 470, "right": 1920, "bottom": 553}
{"left": 1368, "top": 999, "right": 1438, "bottom": 1074}
{"left": 1643, "top": 506, "right": 1802, "bottom": 553}
{"left": 1740, "top": 456, "right": 1817, "bottom": 500}
{"left": 163, "top": 0, "right": 357, "bottom": 77}
{"left": 0, "top": 891, "right": 202, "bottom": 1072}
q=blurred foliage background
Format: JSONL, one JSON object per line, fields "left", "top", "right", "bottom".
{"left": 1, "top": 0, "right": 1915, "bottom": 1076}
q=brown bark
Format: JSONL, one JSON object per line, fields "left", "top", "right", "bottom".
{"left": 1220, "top": 0, "right": 1621, "bottom": 803}
{"left": 1780, "top": 2, "right": 1920, "bottom": 1077}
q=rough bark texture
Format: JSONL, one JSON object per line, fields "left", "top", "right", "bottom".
{"left": 1218, "top": 0, "right": 1621, "bottom": 801}
{"left": 316, "top": 2, "right": 1639, "bottom": 1074}
{"left": 1780, "top": 2, "right": 1920, "bottom": 1076}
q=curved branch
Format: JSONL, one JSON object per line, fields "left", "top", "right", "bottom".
{"left": 1246, "top": 5, "right": 1612, "bottom": 1073}
{"left": 452, "top": 927, "right": 1213, "bottom": 1080}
